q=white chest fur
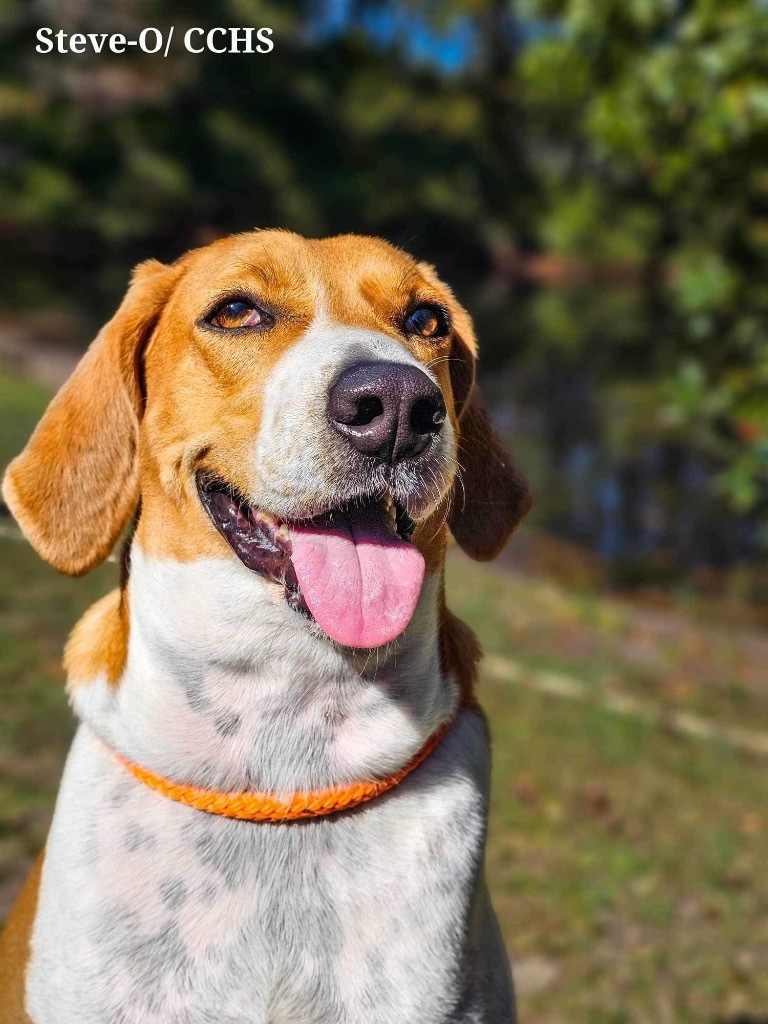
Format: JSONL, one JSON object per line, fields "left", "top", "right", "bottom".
{"left": 27, "top": 714, "right": 512, "bottom": 1024}
{"left": 70, "top": 551, "right": 456, "bottom": 794}
{"left": 27, "top": 550, "right": 513, "bottom": 1021}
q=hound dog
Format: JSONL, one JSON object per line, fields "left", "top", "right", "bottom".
{"left": 0, "top": 231, "right": 530, "bottom": 1024}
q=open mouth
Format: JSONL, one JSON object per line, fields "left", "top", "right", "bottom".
{"left": 197, "top": 475, "right": 425, "bottom": 649}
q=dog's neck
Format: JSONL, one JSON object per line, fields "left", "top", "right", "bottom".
{"left": 70, "top": 544, "right": 457, "bottom": 794}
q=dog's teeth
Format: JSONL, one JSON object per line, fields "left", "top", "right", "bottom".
{"left": 275, "top": 524, "right": 290, "bottom": 543}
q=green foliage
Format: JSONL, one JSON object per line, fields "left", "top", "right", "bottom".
{"left": 0, "top": 0, "right": 533, "bottom": 317}
{"left": 521, "top": 0, "right": 768, "bottom": 511}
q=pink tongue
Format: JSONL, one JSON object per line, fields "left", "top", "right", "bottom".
{"left": 289, "top": 507, "right": 425, "bottom": 648}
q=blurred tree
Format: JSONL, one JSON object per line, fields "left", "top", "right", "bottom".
{"left": 518, "top": 0, "right": 768, "bottom": 514}
{"left": 0, "top": 0, "right": 535, "bottom": 320}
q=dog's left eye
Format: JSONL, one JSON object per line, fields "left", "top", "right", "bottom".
{"left": 207, "top": 301, "right": 270, "bottom": 330}
{"left": 404, "top": 305, "right": 449, "bottom": 339}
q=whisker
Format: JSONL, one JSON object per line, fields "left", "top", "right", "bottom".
{"left": 424, "top": 355, "right": 462, "bottom": 371}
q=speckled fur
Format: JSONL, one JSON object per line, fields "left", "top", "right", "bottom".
{"left": 29, "top": 712, "right": 511, "bottom": 1024}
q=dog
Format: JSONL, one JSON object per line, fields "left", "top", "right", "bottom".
{"left": 0, "top": 230, "right": 530, "bottom": 1023}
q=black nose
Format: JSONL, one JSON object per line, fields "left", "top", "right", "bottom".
{"left": 328, "top": 360, "right": 446, "bottom": 463}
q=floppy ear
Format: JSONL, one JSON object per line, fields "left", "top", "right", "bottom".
{"left": 2, "top": 260, "right": 178, "bottom": 576}
{"left": 448, "top": 376, "right": 532, "bottom": 562}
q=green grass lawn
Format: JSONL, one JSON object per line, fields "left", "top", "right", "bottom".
{"left": 2, "top": 366, "right": 767, "bottom": 1022}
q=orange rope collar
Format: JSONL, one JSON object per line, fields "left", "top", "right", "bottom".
{"left": 106, "top": 715, "right": 455, "bottom": 822}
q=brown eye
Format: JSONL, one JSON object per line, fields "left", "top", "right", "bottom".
{"left": 404, "top": 305, "right": 448, "bottom": 339}
{"left": 207, "top": 300, "right": 269, "bottom": 330}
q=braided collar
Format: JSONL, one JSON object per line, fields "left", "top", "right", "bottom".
{"left": 104, "top": 715, "right": 456, "bottom": 822}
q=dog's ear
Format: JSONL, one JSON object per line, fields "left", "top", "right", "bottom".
{"left": 2, "top": 259, "right": 178, "bottom": 576}
{"left": 447, "top": 339, "right": 532, "bottom": 562}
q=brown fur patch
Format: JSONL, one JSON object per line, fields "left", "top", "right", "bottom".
{"left": 64, "top": 588, "right": 129, "bottom": 689}
{"left": 134, "top": 237, "right": 317, "bottom": 561}
{"left": 0, "top": 852, "right": 43, "bottom": 1024}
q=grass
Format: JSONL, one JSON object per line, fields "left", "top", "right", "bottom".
{"left": 2, "top": 365, "right": 768, "bottom": 1022}
{"left": 446, "top": 556, "right": 768, "bottom": 1023}
{"left": 485, "top": 689, "right": 768, "bottom": 1023}
{"left": 450, "top": 555, "right": 768, "bottom": 734}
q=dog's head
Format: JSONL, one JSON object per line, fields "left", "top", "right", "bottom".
{"left": 3, "top": 230, "right": 530, "bottom": 650}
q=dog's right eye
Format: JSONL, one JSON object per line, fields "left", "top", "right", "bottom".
{"left": 207, "top": 301, "right": 271, "bottom": 330}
